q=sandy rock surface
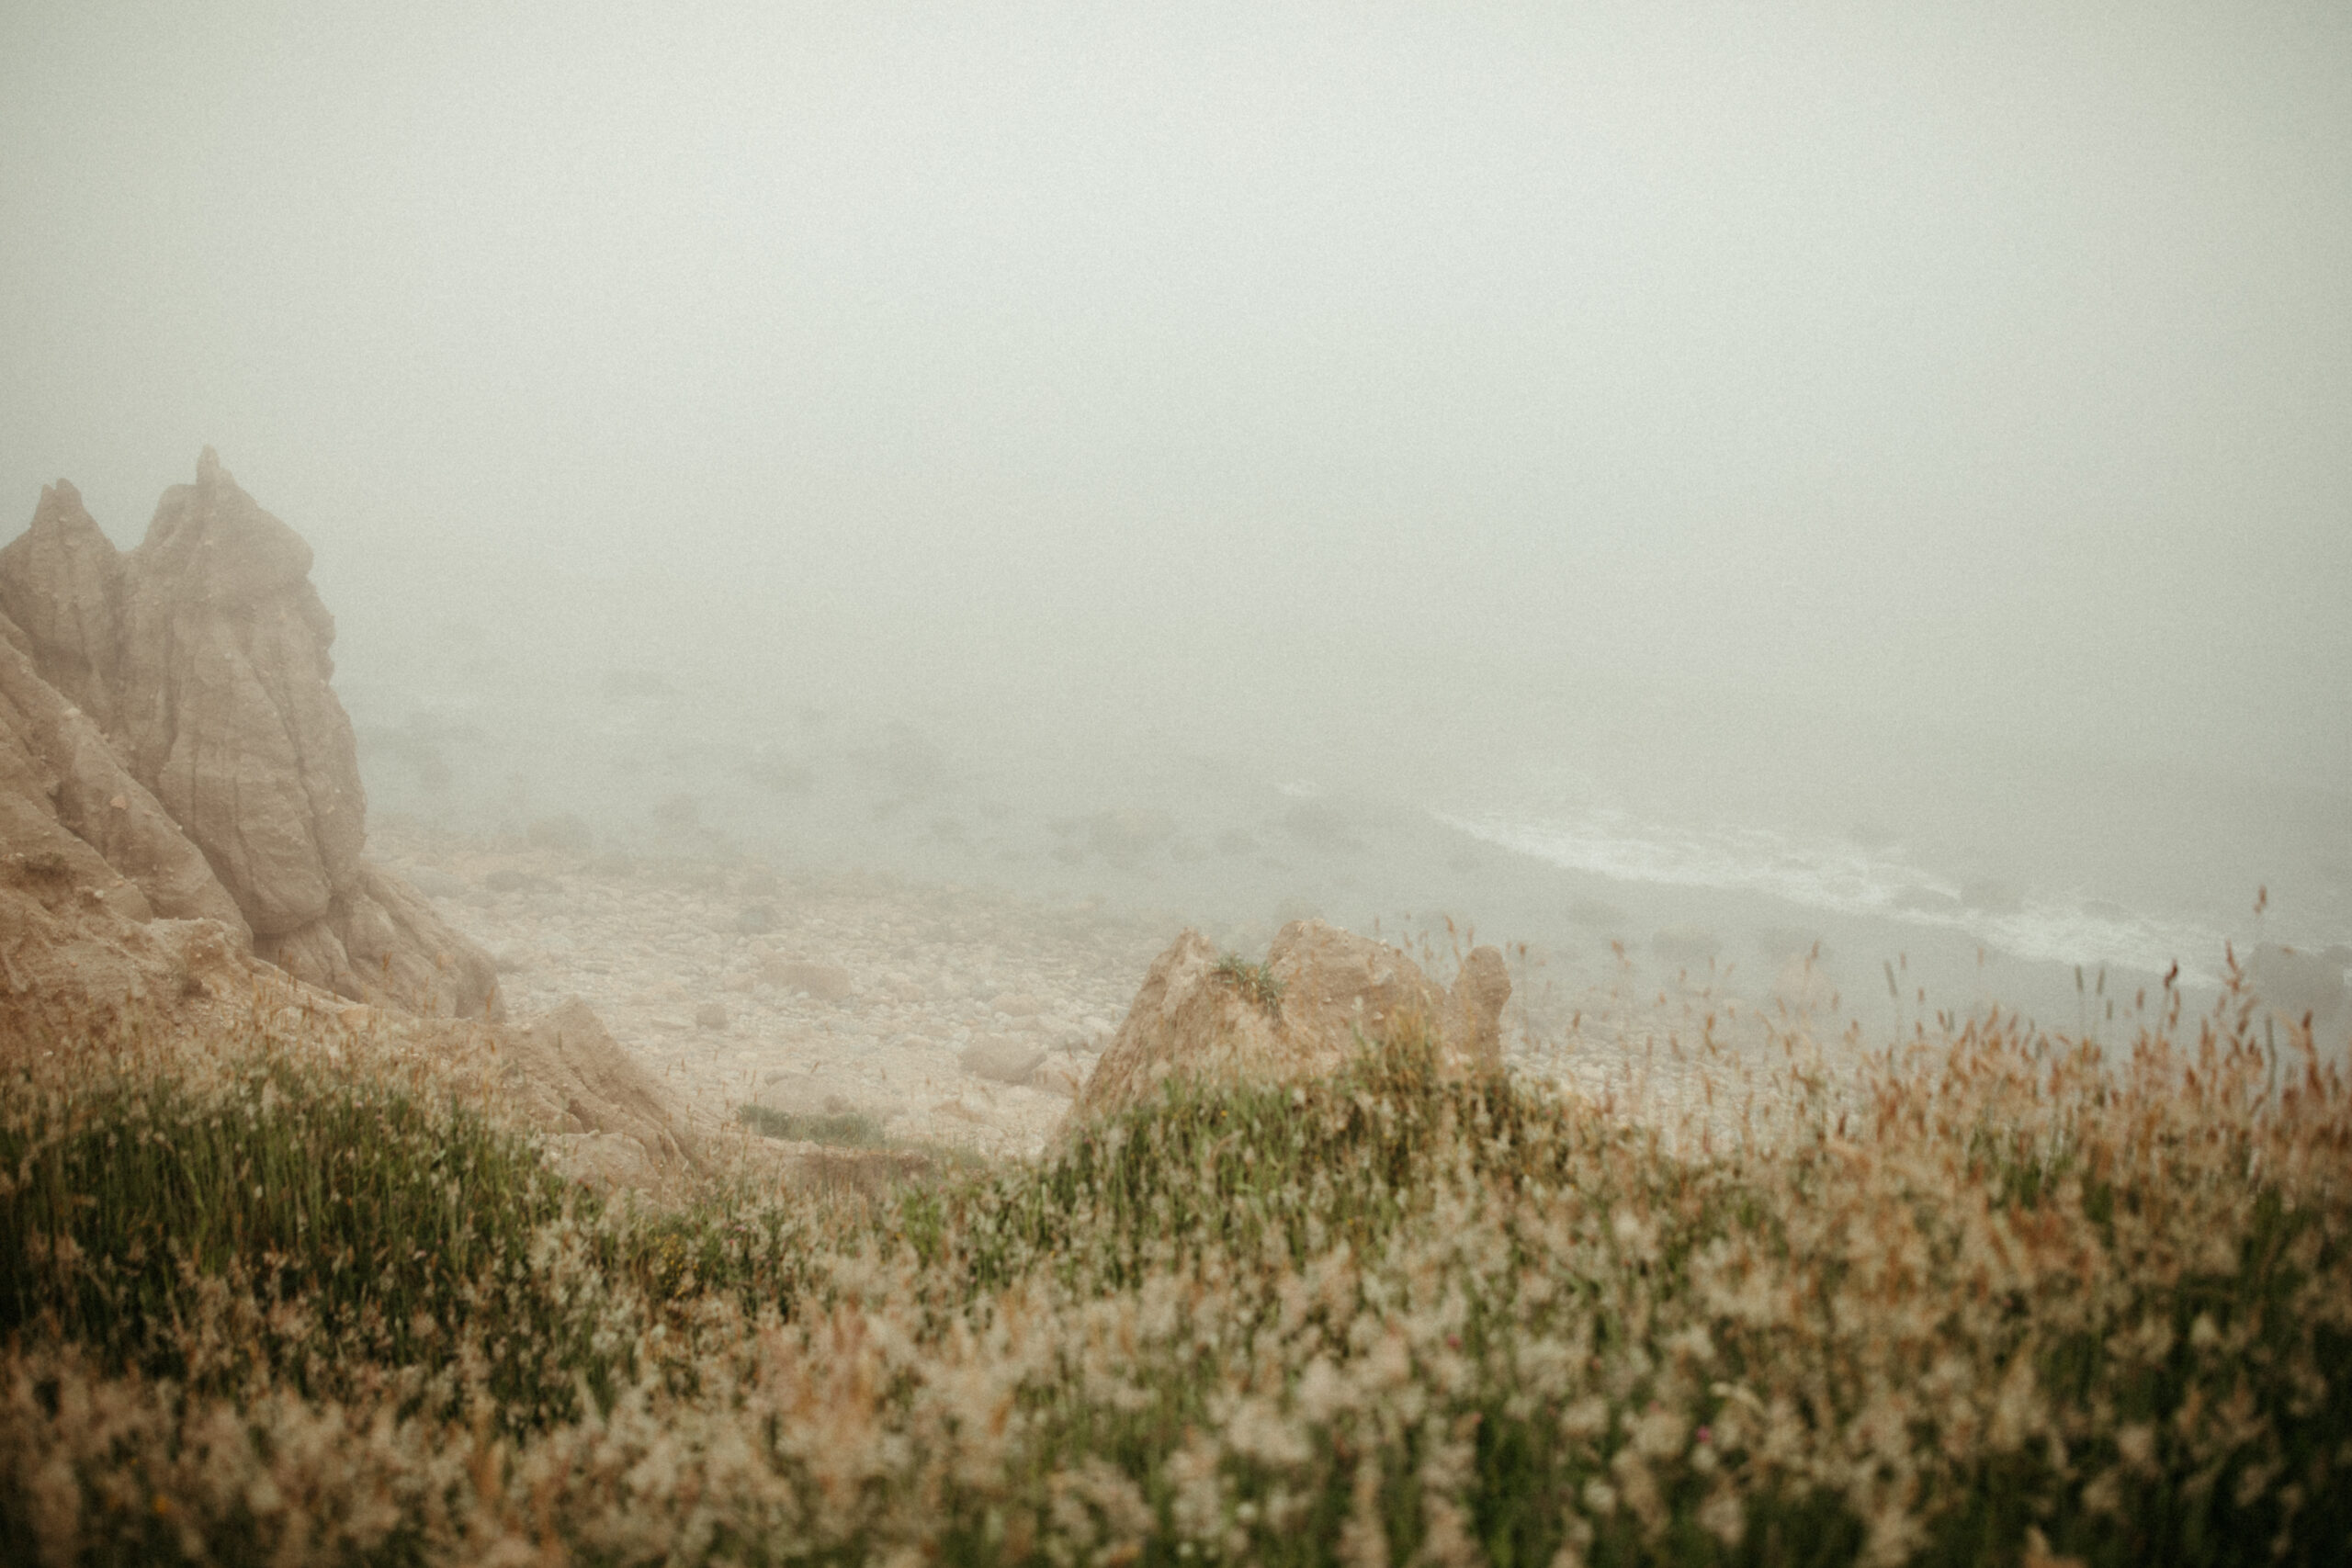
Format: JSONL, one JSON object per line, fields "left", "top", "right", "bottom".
{"left": 1069, "top": 919, "right": 1513, "bottom": 1125}
{"left": 112, "top": 448, "right": 366, "bottom": 938}
{"left": 0, "top": 480, "right": 125, "bottom": 727}
{"left": 0, "top": 615, "right": 247, "bottom": 933}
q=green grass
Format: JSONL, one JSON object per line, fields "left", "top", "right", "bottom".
{"left": 0, "top": 1010, "right": 2346, "bottom": 1564}
{"left": 737, "top": 1103, "right": 889, "bottom": 1147}
{"left": 0, "top": 1047, "right": 634, "bottom": 1432}
{"left": 1214, "top": 951, "right": 1287, "bottom": 1012}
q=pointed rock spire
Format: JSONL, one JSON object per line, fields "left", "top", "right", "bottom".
{"left": 0, "top": 479, "right": 125, "bottom": 725}
{"left": 112, "top": 451, "right": 358, "bottom": 934}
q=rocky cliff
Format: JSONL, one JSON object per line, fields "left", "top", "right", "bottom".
{"left": 0, "top": 451, "right": 492, "bottom": 1016}
{"left": 0, "top": 452, "right": 696, "bottom": 1190}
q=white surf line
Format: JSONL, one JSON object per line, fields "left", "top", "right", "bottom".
{"left": 1435, "top": 807, "right": 2231, "bottom": 984}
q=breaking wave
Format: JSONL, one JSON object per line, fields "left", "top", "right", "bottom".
{"left": 1438, "top": 805, "right": 2230, "bottom": 981}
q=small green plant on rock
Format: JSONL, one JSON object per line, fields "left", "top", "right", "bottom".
{"left": 1213, "top": 952, "right": 1286, "bottom": 1013}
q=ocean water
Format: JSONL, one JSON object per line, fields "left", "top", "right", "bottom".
{"left": 1437, "top": 804, "right": 2241, "bottom": 984}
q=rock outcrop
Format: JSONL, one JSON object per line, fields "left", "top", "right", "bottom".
{"left": 1069, "top": 919, "right": 1510, "bottom": 1124}
{"left": 0, "top": 451, "right": 493, "bottom": 1016}
{"left": 0, "top": 453, "right": 697, "bottom": 1192}
{"left": 0, "top": 612, "right": 250, "bottom": 934}
{"left": 111, "top": 448, "right": 367, "bottom": 938}
{"left": 0, "top": 844, "right": 260, "bottom": 1041}
{"left": 261, "top": 862, "right": 500, "bottom": 1020}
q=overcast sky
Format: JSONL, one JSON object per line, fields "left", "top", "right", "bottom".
{"left": 4, "top": 0, "right": 2346, "bottom": 795}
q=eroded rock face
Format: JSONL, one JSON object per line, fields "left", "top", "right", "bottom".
{"left": 0, "top": 458, "right": 688, "bottom": 1189}
{"left": 0, "top": 613, "right": 250, "bottom": 934}
{"left": 0, "top": 450, "right": 497, "bottom": 1018}
{"left": 1068, "top": 919, "right": 1510, "bottom": 1125}
{"left": 255, "top": 863, "right": 501, "bottom": 1019}
{"left": 0, "top": 480, "right": 123, "bottom": 727}
{"left": 113, "top": 448, "right": 365, "bottom": 936}
{"left": 0, "top": 848, "right": 262, "bottom": 1045}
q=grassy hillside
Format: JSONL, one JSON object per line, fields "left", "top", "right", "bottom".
{"left": 0, "top": 980, "right": 2345, "bottom": 1565}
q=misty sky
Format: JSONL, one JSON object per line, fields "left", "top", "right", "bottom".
{"left": 4, "top": 0, "right": 2347, "bottom": 795}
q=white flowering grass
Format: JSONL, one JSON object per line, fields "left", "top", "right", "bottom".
{"left": 0, "top": 963, "right": 2346, "bottom": 1565}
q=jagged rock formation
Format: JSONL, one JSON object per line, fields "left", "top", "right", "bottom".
{"left": 0, "top": 480, "right": 124, "bottom": 727}
{"left": 1068, "top": 918, "right": 1510, "bottom": 1124}
{"left": 0, "top": 451, "right": 492, "bottom": 1016}
{"left": 0, "top": 451, "right": 698, "bottom": 1191}
{"left": 112, "top": 448, "right": 367, "bottom": 937}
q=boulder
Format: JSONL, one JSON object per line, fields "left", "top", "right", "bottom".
{"left": 254, "top": 862, "right": 500, "bottom": 1018}
{"left": 1068, "top": 919, "right": 1510, "bottom": 1124}
{"left": 959, "top": 1033, "right": 1046, "bottom": 1085}
{"left": 1029, "top": 1053, "right": 1089, "bottom": 1098}
{"left": 497, "top": 998, "right": 701, "bottom": 1180}
{"left": 761, "top": 957, "right": 854, "bottom": 1001}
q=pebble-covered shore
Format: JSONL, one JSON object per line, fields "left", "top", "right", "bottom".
{"left": 371, "top": 821, "right": 1189, "bottom": 1156}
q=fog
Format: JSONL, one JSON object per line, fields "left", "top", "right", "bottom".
{"left": 5, "top": 2, "right": 2347, "bottom": 1021}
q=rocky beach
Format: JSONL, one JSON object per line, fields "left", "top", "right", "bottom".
{"left": 372, "top": 815, "right": 1170, "bottom": 1156}
{"left": 368, "top": 813, "right": 1834, "bottom": 1165}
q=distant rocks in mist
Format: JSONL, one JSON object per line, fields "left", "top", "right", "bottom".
{"left": 1566, "top": 897, "right": 1628, "bottom": 932}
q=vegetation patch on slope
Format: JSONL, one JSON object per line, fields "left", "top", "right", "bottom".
{"left": 0, "top": 984, "right": 2346, "bottom": 1566}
